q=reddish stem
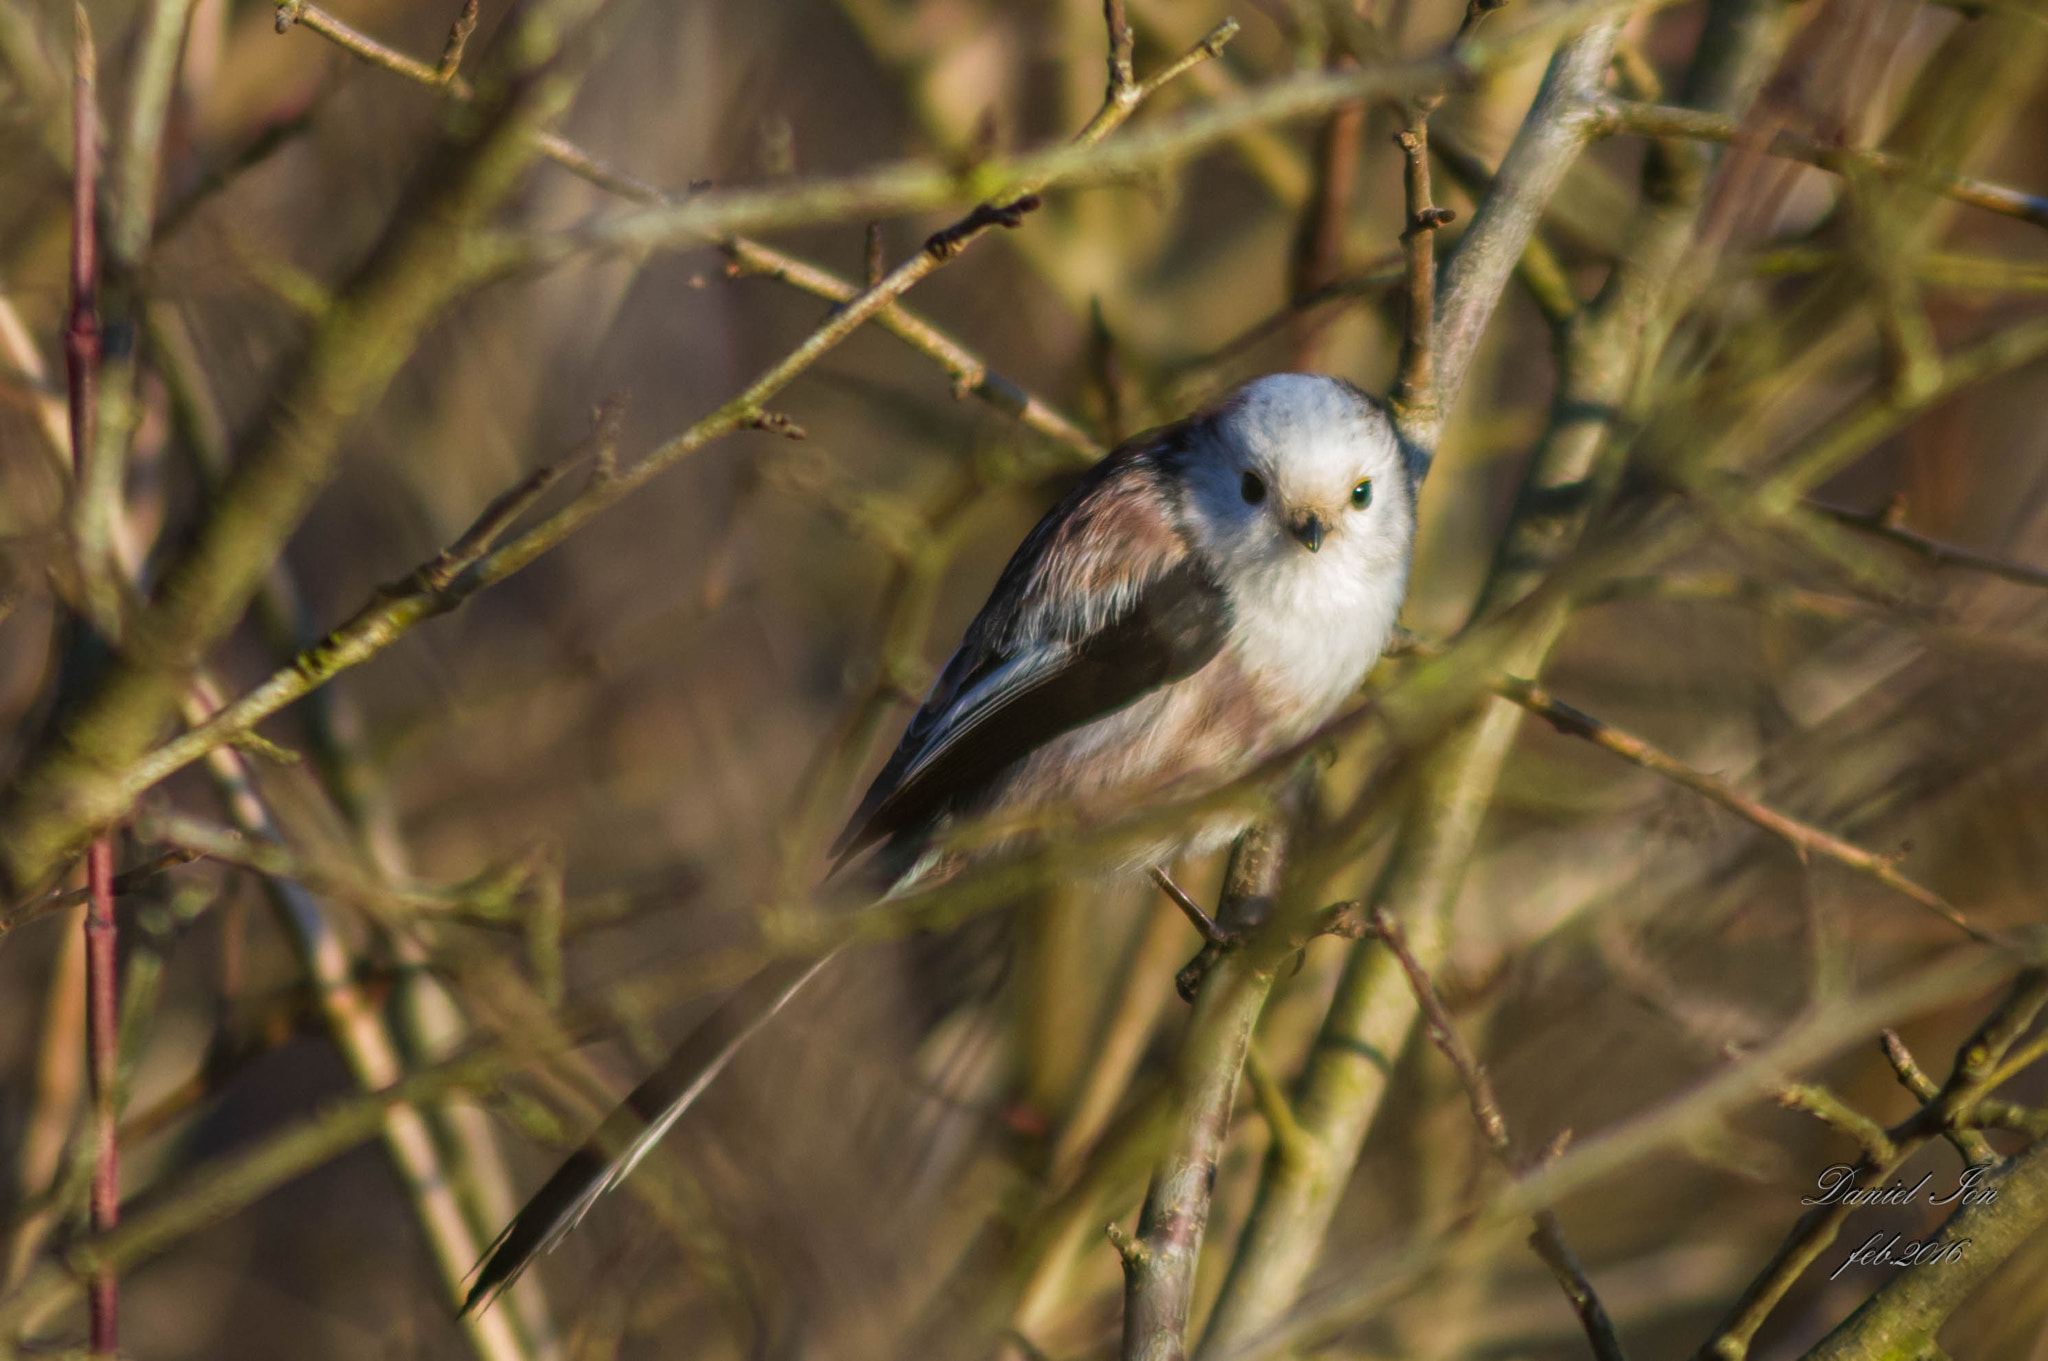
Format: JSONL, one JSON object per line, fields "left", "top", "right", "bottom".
{"left": 68, "top": 7, "right": 118, "bottom": 1353}
{"left": 84, "top": 840, "right": 118, "bottom": 1354}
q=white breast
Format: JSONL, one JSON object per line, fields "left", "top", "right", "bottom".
{"left": 1223, "top": 539, "right": 1409, "bottom": 743}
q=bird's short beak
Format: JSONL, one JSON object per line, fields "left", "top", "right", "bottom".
{"left": 1288, "top": 512, "right": 1325, "bottom": 553}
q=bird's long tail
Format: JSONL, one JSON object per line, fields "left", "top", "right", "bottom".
{"left": 460, "top": 952, "right": 837, "bottom": 1314}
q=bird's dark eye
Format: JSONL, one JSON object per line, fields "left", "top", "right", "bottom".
{"left": 1350, "top": 478, "right": 1373, "bottom": 510}
{"left": 1240, "top": 471, "right": 1267, "bottom": 505}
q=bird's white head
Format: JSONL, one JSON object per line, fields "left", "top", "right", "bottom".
{"left": 1178, "top": 373, "right": 1413, "bottom": 582}
{"left": 1171, "top": 373, "right": 1416, "bottom": 716}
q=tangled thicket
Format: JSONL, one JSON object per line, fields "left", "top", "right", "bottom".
{"left": 2, "top": 0, "right": 2048, "bottom": 1358}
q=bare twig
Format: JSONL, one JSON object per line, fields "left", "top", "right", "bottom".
{"left": 437, "top": 0, "right": 481, "bottom": 82}
{"left": 3, "top": 850, "right": 201, "bottom": 936}
{"left": 63, "top": 9, "right": 119, "bottom": 1350}
{"left": 1400, "top": 14, "right": 1623, "bottom": 465}
{"left": 1879, "top": 1029, "right": 1998, "bottom": 1166}
{"left": 1368, "top": 905, "right": 1627, "bottom": 1361}
{"left": 1495, "top": 675, "right": 1999, "bottom": 945}
{"left": 1773, "top": 1080, "right": 1897, "bottom": 1164}
{"left": 1149, "top": 865, "right": 1236, "bottom": 949}
{"left": 1594, "top": 96, "right": 2048, "bottom": 231}
{"left": 1120, "top": 823, "right": 1289, "bottom": 1361}
{"left": 1391, "top": 115, "right": 1456, "bottom": 414}
{"left": 82, "top": 840, "right": 116, "bottom": 1356}
{"left": 723, "top": 236, "right": 1100, "bottom": 457}
{"left": 1389, "top": 0, "right": 1503, "bottom": 414}
{"left": 1815, "top": 495, "right": 2048, "bottom": 590}
{"left": 277, "top": 0, "right": 447, "bottom": 83}
{"left": 535, "top": 12, "right": 1717, "bottom": 266}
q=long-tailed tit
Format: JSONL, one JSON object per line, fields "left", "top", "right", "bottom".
{"left": 464, "top": 372, "right": 1416, "bottom": 1312}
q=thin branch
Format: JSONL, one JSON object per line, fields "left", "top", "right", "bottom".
{"left": 1370, "top": 910, "right": 1510, "bottom": 1150}
{"left": 1104, "top": 0, "right": 1137, "bottom": 100}
{"left": 83, "top": 839, "right": 116, "bottom": 1357}
{"left": 1816, "top": 495, "right": 2048, "bottom": 590}
{"left": 1495, "top": 675, "right": 1999, "bottom": 947}
{"left": 1391, "top": 115, "right": 1456, "bottom": 413}
{"left": 277, "top": 0, "right": 449, "bottom": 85}
{"left": 722, "top": 237, "right": 1101, "bottom": 458}
{"left": 1773, "top": 1080, "right": 1897, "bottom": 1164}
{"left": 1149, "top": 865, "right": 1236, "bottom": 948}
{"left": 1594, "top": 96, "right": 2048, "bottom": 232}
{"left": 1404, "top": 14, "right": 1623, "bottom": 465}
{"left": 64, "top": 8, "right": 118, "bottom": 1351}
{"left": 437, "top": 0, "right": 481, "bottom": 82}
{"left": 3, "top": 851, "right": 201, "bottom": 936}
{"left": 1120, "top": 823, "right": 1290, "bottom": 1361}
{"left": 1880, "top": 1029, "right": 1998, "bottom": 1166}
{"left": 1390, "top": 0, "right": 1503, "bottom": 414}
{"left": 112, "top": 400, "right": 606, "bottom": 804}
{"left": 1368, "top": 905, "right": 1627, "bottom": 1361}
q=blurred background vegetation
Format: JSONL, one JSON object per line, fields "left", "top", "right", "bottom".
{"left": 3, "top": 0, "right": 2048, "bottom": 1357}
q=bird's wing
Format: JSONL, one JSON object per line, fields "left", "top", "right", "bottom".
{"left": 831, "top": 426, "right": 1230, "bottom": 869}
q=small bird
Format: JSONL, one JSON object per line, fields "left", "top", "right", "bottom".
{"left": 463, "top": 372, "right": 1416, "bottom": 1312}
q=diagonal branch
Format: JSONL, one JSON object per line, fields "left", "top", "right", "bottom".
{"left": 1593, "top": 96, "right": 2048, "bottom": 231}
{"left": 1815, "top": 495, "right": 2048, "bottom": 590}
{"left": 1368, "top": 905, "right": 1627, "bottom": 1361}
{"left": 1495, "top": 675, "right": 2001, "bottom": 946}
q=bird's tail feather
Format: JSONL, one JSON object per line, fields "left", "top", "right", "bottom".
{"left": 461, "top": 952, "right": 836, "bottom": 1314}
